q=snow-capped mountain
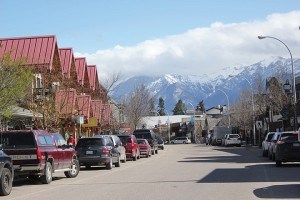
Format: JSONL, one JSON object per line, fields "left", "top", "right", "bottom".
{"left": 111, "top": 56, "right": 300, "bottom": 113}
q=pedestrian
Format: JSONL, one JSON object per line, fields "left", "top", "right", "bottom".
{"left": 67, "top": 134, "right": 76, "bottom": 146}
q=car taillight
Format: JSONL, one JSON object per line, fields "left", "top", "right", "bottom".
{"left": 102, "top": 148, "right": 110, "bottom": 155}
{"left": 36, "top": 148, "right": 42, "bottom": 159}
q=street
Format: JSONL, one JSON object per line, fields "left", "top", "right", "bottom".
{"left": 4, "top": 144, "right": 300, "bottom": 200}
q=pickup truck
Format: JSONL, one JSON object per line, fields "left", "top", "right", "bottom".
{"left": 0, "top": 130, "right": 79, "bottom": 184}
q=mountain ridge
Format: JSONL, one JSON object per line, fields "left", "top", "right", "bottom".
{"left": 111, "top": 56, "right": 300, "bottom": 112}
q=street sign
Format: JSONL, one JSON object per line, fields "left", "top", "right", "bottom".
{"left": 256, "top": 121, "right": 263, "bottom": 129}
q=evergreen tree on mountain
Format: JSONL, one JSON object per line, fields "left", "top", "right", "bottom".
{"left": 196, "top": 100, "right": 206, "bottom": 113}
{"left": 172, "top": 99, "right": 186, "bottom": 115}
{"left": 157, "top": 97, "right": 166, "bottom": 116}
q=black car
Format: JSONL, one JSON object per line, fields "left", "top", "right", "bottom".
{"left": 75, "top": 136, "right": 121, "bottom": 170}
{"left": 133, "top": 129, "right": 158, "bottom": 155}
{"left": 155, "top": 135, "right": 165, "bottom": 150}
{"left": 273, "top": 131, "right": 300, "bottom": 167}
{"left": 0, "top": 149, "right": 13, "bottom": 196}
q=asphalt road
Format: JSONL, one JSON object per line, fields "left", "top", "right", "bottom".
{"left": 4, "top": 144, "right": 300, "bottom": 200}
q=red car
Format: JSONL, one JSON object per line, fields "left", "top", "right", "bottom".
{"left": 117, "top": 135, "right": 140, "bottom": 161}
{"left": 137, "top": 139, "right": 151, "bottom": 158}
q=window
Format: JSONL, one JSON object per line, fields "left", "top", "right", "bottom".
{"left": 45, "top": 135, "right": 54, "bottom": 145}
{"left": 38, "top": 136, "right": 47, "bottom": 145}
{"left": 1, "top": 132, "right": 36, "bottom": 148}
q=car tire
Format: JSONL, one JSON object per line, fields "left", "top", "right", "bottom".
{"left": 133, "top": 153, "right": 137, "bottom": 161}
{"left": 41, "top": 162, "right": 53, "bottom": 184}
{"left": 0, "top": 168, "right": 12, "bottom": 196}
{"left": 137, "top": 151, "right": 141, "bottom": 159}
{"left": 183, "top": 141, "right": 186, "bottom": 144}
{"left": 121, "top": 155, "right": 126, "bottom": 163}
{"left": 151, "top": 149, "right": 155, "bottom": 155}
{"left": 115, "top": 155, "right": 121, "bottom": 167}
{"left": 155, "top": 149, "right": 158, "bottom": 154}
{"left": 65, "top": 159, "right": 80, "bottom": 178}
{"left": 171, "top": 142, "right": 174, "bottom": 144}
{"left": 106, "top": 157, "right": 113, "bottom": 170}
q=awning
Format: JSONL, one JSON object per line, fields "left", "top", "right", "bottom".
{"left": 11, "top": 106, "right": 43, "bottom": 118}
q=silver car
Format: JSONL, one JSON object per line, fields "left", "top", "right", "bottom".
{"left": 262, "top": 132, "right": 275, "bottom": 157}
{"left": 171, "top": 137, "right": 191, "bottom": 144}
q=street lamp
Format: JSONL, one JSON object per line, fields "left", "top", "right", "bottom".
{"left": 258, "top": 35, "right": 297, "bottom": 131}
{"left": 230, "top": 75, "right": 256, "bottom": 145}
{"left": 165, "top": 110, "right": 171, "bottom": 144}
{"left": 187, "top": 102, "right": 196, "bottom": 143}
{"left": 218, "top": 89, "right": 230, "bottom": 126}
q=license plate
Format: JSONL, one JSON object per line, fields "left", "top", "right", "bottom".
{"left": 86, "top": 151, "right": 93, "bottom": 155}
{"left": 293, "top": 143, "right": 300, "bottom": 147}
{"left": 11, "top": 154, "right": 37, "bottom": 160}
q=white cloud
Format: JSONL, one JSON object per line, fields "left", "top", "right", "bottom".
{"left": 75, "top": 11, "right": 300, "bottom": 82}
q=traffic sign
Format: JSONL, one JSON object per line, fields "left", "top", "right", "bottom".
{"left": 256, "top": 121, "right": 263, "bottom": 129}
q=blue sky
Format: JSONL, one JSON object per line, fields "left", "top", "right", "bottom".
{"left": 2, "top": 0, "right": 300, "bottom": 80}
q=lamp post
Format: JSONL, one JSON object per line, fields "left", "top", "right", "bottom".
{"left": 187, "top": 102, "right": 196, "bottom": 143}
{"left": 218, "top": 89, "right": 230, "bottom": 126}
{"left": 258, "top": 35, "right": 297, "bottom": 131}
{"left": 230, "top": 75, "right": 256, "bottom": 145}
{"left": 165, "top": 110, "right": 171, "bottom": 144}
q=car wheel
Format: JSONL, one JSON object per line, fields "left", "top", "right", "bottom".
{"left": 133, "top": 153, "right": 137, "bottom": 161}
{"left": 272, "top": 154, "right": 275, "bottom": 161}
{"left": 276, "top": 161, "right": 282, "bottom": 167}
{"left": 65, "top": 159, "right": 80, "bottom": 178}
{"left": 0, "top": 168, "right": 12, "bottom": 196}
{"left": 155, "top": 149, "right": 158, "bottom": 154}
{"left": 115, "top": 155, "right": 121, "bottom": 167}
{"left": 183, "top": 141, "right": 186, "bottom": 144}
{"left": 121, "top": 154, "right": 126, "bottom": 163}
{"left": 137, "top": 151, "right": 141, "bottom": 159}
{"left": 171, "top": 142, "right": 174, "bottom": 144}
{"left": 41, "top": 162, "right": 53, "bottom": 184}
{"left": 106, "top": 156, "right": 113, "bottom": 170}
{"left": 162, "top": 146, "right": 164, "bottom": 150}
{"left": 151, "top": 150, "right": 155, "bottom": 155}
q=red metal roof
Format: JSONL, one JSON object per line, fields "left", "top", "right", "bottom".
{"left": 91, "top": 100, "right": 102, "bottom": 122}
{"left": 77, "top": 94, "right": 91, "bottom": 118}
{"left": 74, "top": 57, "right": 87, "bottom": 86}
{"left": 56, "top": 89, "right": 77, "bottom": 115}
{"left": 59, "top": 48, "right": 74, "bottom": 78}
{"left": 0, "top": 35, "right": 58, "bottom": 71}
{"left": 102, "top": 104, "right": 111, "bottom": 124}
{"left": 87, "top": 65, "right": 97, "bottom": 91}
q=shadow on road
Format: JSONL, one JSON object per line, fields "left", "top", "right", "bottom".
{"left": 253, "top": 184, "right": 300, "bottom": 199}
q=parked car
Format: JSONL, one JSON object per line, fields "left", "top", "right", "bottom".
{"left": 262, "top": 132, "right": 275, "bottom": 157}
{"left": 268, "top": 132, "right": 282, "bottom": 160}
{"left": 117, "top": 134, "right": 140, "bottom": 161}
{"left": 133, "top": 129, "right": 158, "bottom": 155}
{"left": 273, "top": 131, "right": 300, "bottom": 167}
{"left": 221, "top": 134, "right": 229, "bottom": 146}
{"left": 76, "top": 136, "right": 122, "bottom": 169}
{"left": 156, "top": 135, "right": 165, "bottom": 150}
{"left": 137, "top": 139, "right": 151, "bottom": 158}
{"left": 0, "top": 130, "right": 79, "bottom": 184}
{"left": 170, "top": 137, "right": 191, "bottom": 144}
{"left": 0, "top": 149, "right": 13, "bottom": 196}
{"left": 211, "top": 126, "right": 232, "bottom": 146}
{"left": 224, "top": 134, "right": 241, "bottom": 147}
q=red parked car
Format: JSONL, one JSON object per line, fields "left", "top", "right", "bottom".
{"left": 117, "top": 135, "right": 140, "bottom": 161}
{"left": 137, "top": 139, "right": 151, "bottom": 158}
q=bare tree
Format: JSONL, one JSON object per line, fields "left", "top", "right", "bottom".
{"left": 123, "top": 84, "right": 152, "bottom": 130}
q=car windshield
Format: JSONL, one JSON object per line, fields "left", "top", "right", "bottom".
{"left": 76, "top": 138, "right": 104, "bottom": 147}
{"left": 1, "top": 132, "right": 36, "bottom": 148}
{"left": 229, "top": 134, "right": 239, "bottom": 138}
{"left": 280, "top": 133, "right": 299, "bottom": 142}
{"left": 118, "top": 136, "right": 131, "bottom": 144}
{"left": 267, "top": 133, "right": 274, "bottom": 142}
{"left": 134, "top": 133, "right": 151, "bottom": 139}
{"left": 137, "top": 140, "right": 146, "bottom": 144}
